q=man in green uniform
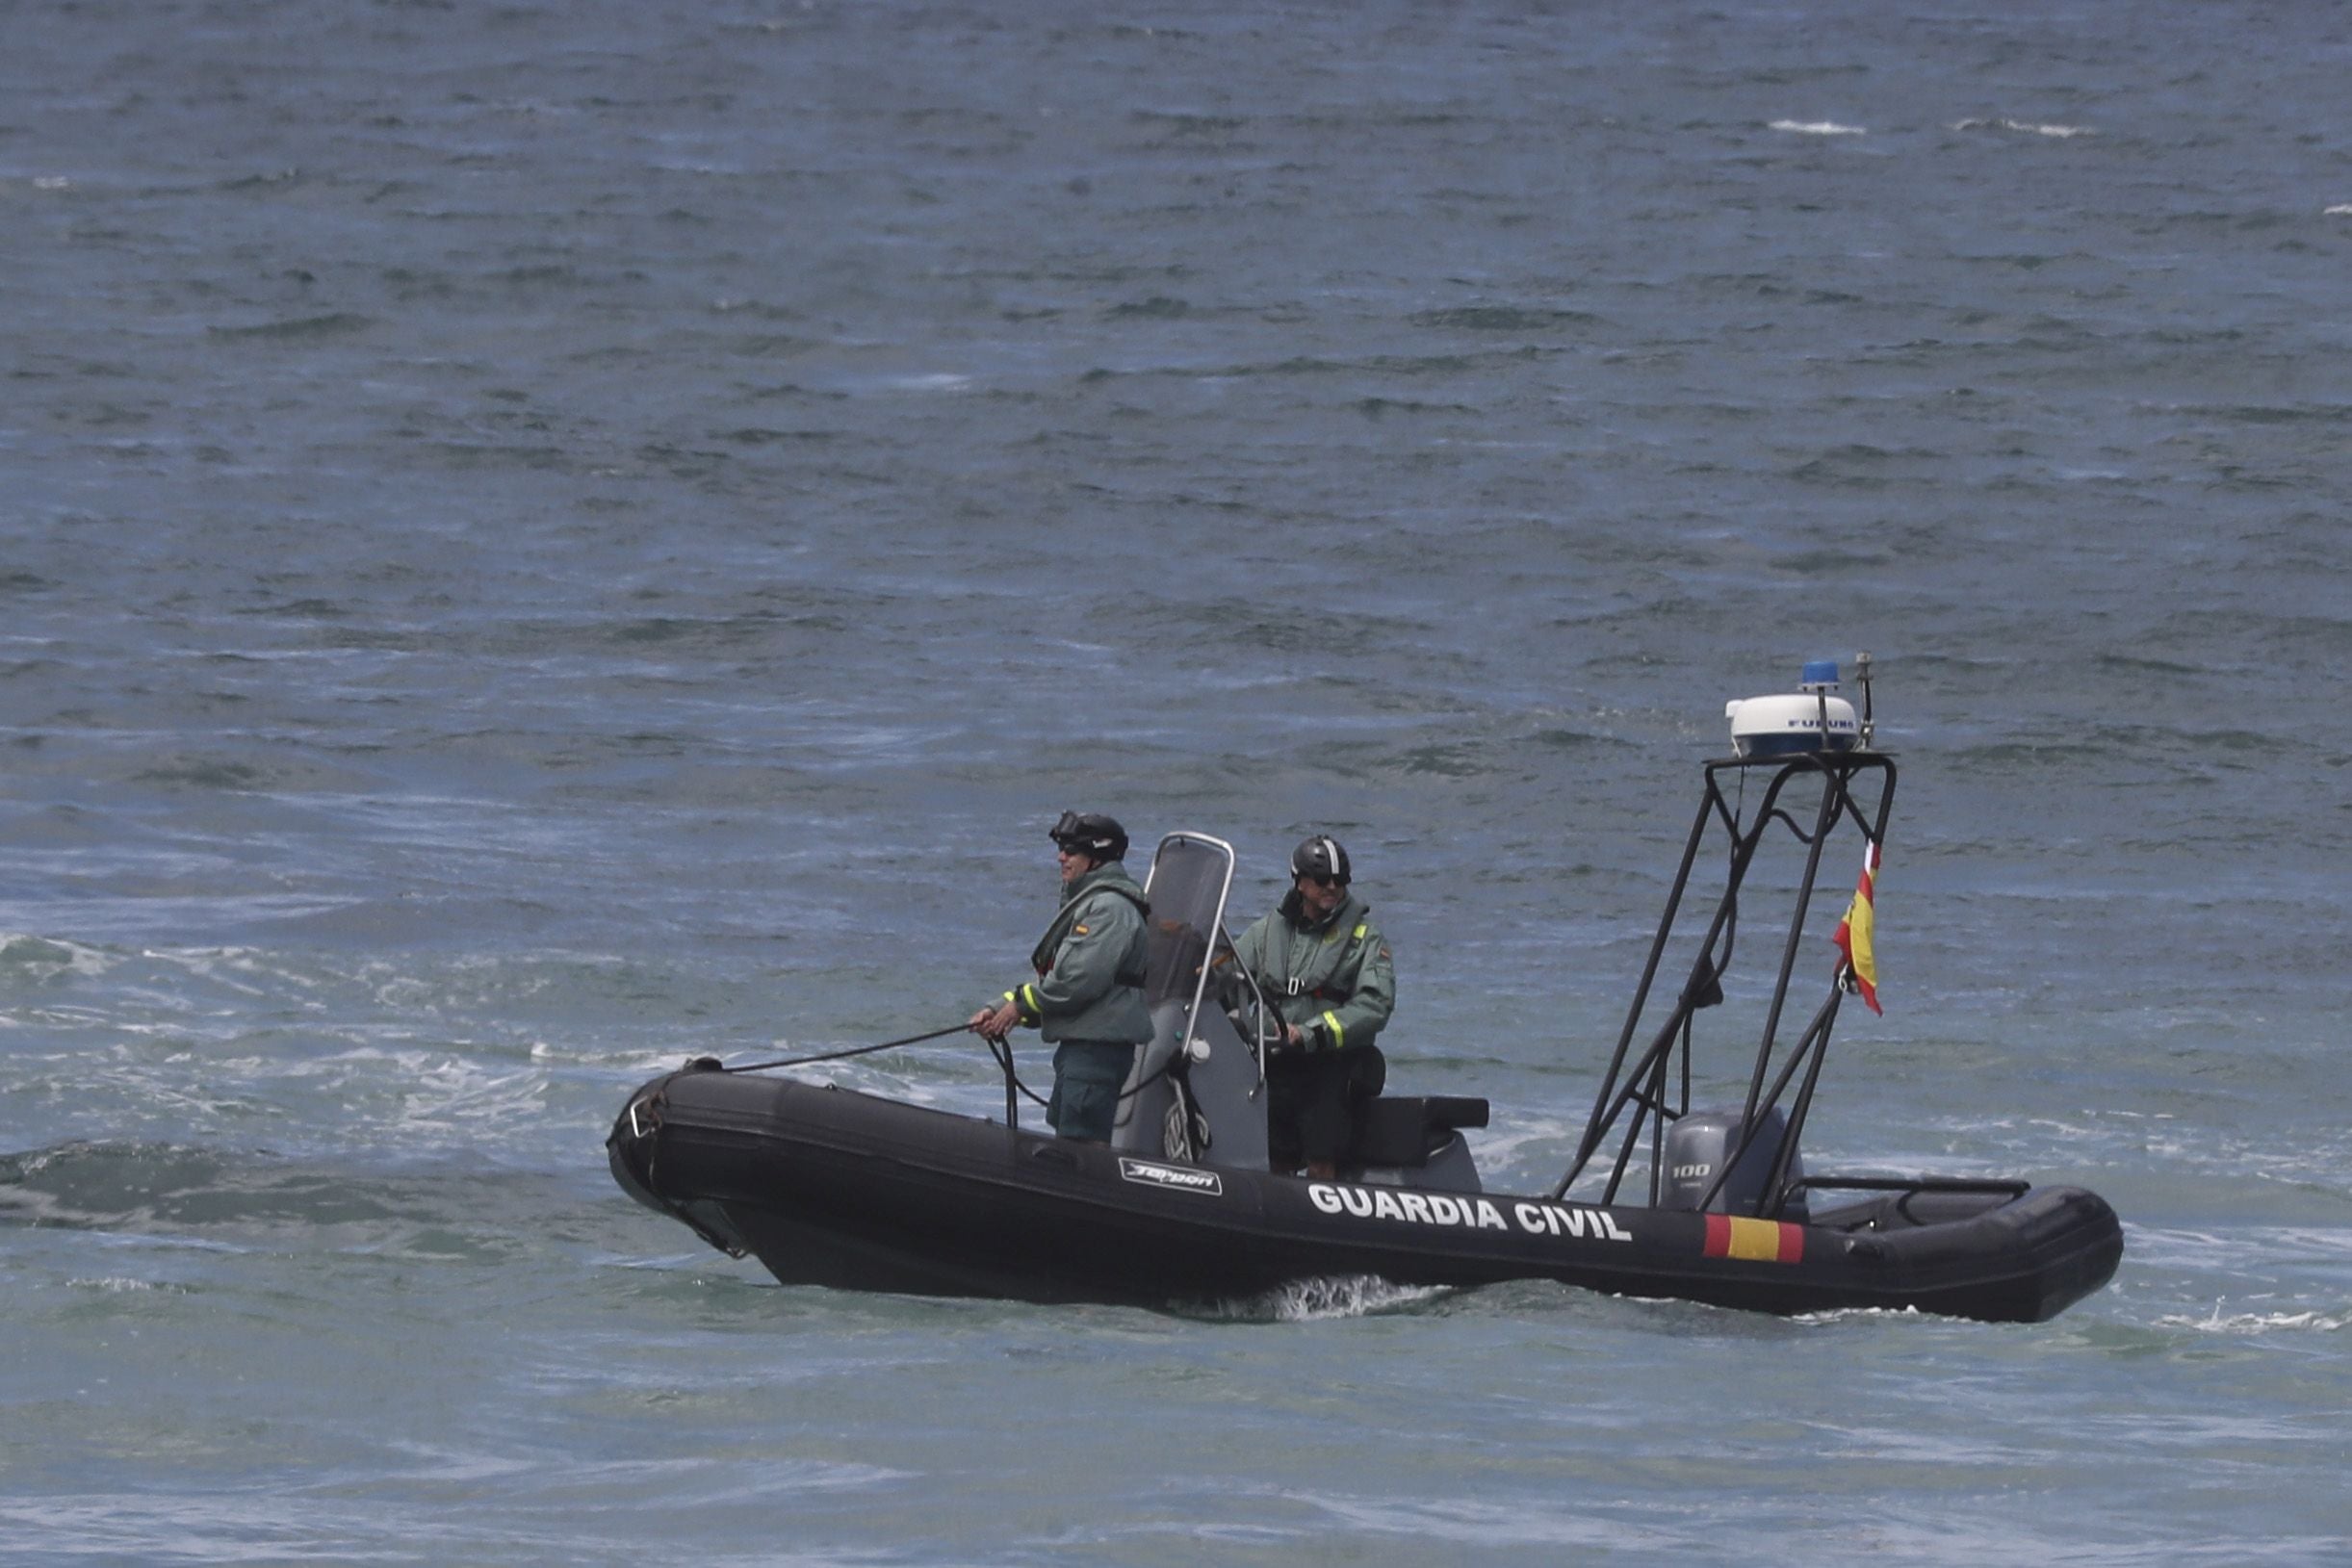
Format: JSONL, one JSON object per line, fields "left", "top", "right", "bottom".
{"left": 1229, "top": 835, "right": 1396, "bottom": 1178}
{"left": 969, "top": 811, "right": 1152, "bottom": 1143}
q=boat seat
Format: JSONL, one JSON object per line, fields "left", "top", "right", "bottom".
{"left": 1352, "top": 1095, "right": 1490, "bottom": 1169}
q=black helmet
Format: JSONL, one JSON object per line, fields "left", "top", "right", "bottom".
{"left": 1290, "top": 835, "right": 1351, "bottom": 886}
{"left": 1049, "top": 810, "right": 1128, "bottom": 861}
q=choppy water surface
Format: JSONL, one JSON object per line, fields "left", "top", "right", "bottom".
{"left": 6, "top": 1, "right": 2350, "bottom": 1562}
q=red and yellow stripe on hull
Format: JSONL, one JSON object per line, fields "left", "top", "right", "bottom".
{"left": 1703, "top": 1213, "right": 1805, "bottom": 1264}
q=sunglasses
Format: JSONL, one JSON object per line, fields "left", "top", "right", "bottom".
{"left": 1298, "top": 872, "right": 1340, "bottom": 888}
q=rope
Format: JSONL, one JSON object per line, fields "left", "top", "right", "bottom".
{"left": 983, "top": 1032, "right": 1054, "bottom": 1109}
{"left": 984, "top": 1031, "right": 1179, "bottom": 1109}
{"left": 721, "top": 1022, "right": 973, "bottom": 1074}
{"left": 721, "top": 1016, "right": 1182, "bottom": 1114}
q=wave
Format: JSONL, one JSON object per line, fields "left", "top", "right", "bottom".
{"left": 0, "top": 1140, "right": 619, "bottom": 1260}
{"left": 1770, "top": 119, "right": 1866, "bottom": 137}
{"left": 1175, "top": 1273, "right": 1453, "bottom": 1322}
{"left": 2157, "top": 1305, "right": 2349, "bottom": 1336}
{"left": 204, "top": 312, "right": 374, "bottom": 342}
{"left": 877, "top": 372, "right": 973, "bottom": 393}
{"left": 0, "top": 932, "right": 121, "bottom": 981}
{"left": 1410, "top": 305, "right": 1600, "bottom": 333}
{"left": 1953, "top": 117, "right": 2094, "bottom": 139}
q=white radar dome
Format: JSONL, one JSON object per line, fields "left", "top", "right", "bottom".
{"left": 1725, "top": 660, "right": 1861, "bottom": 758}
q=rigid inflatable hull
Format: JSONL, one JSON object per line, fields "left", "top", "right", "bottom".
{"left": 609, "top": 1068, "right": 2123, "bottom": 1324}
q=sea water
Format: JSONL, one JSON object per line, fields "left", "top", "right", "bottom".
{"left": 4, "top": 1, "right": 2349, "bottom": 1562}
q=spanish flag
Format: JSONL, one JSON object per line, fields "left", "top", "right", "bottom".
{"left": 1832, "top": 840, "right": 1882, "bottom": 1015}
{"left": 1704, "top": 1213, "right": 1806, "bottom": 1264}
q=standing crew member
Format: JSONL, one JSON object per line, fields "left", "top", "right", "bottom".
{"left": 969, "top": 811, "right": 1152, "bottom": 1144}
{"left": 1230, "top": 835, "right": 1395, "bottom": 1178}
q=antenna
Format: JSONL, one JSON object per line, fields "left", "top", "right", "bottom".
{"left": 1854, "top": 651, "right": 1875, "bottom": 749}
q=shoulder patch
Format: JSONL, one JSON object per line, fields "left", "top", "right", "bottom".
{"left": 1353, "top": 923, "right": 1368, "bottom": 939}
{"left": 1073, "top": 923, "right": 1091, "bottom": 936}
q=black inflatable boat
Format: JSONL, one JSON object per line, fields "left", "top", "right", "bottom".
{"left": 610, "top": 665, "right": 2123, "bottom": 1323}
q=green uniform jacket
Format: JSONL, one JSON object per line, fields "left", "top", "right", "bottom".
{"left": 1005, "top": 863, "right": 1153, "bottom": 1045}
{"left": 1231, "top": 890, "right": 1395, "bottom": 1053}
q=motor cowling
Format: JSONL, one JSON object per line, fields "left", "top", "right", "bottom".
{"left": 1659, "top": 1107, "right": 1807, "bottom": 1221}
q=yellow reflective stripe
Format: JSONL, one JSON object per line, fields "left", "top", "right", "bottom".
{"left": 1320, "top": 1011, "right": 1343, "bottom": 1049}
{"left": 1017, "top": 984, "right": 1042, "bottom": 1022}
{"left": 1353, "top": 923, "right": 1367, "bottom": 939}
{"left": 1722, "top": 1216, "right": 1783, "bottom": 1262}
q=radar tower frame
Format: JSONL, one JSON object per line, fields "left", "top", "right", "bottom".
{"left": 1551, "top": 748, "right": 1897, "bottom": 1218}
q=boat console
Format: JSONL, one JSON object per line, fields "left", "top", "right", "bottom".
{"left": 1114, "top": 831, "right": 1486, "bottom": 1191}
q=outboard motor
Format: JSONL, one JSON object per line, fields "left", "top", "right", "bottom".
{"left": 1659, "top": 1108, "right": 1808, "bottom": 1221}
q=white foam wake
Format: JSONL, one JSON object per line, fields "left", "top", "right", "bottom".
{"left": 1182, "top": 1274, "right": 1452, "bottom": 1323}
{"left": 1955, "top": 116, "right": 2094, "bottom": 138}
{"left": 2159, "top": 1304, "right": 2349, "bottom": 1335}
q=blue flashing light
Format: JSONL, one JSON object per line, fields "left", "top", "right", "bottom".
{"left": 1799, "top": 659, "right": 1841, "bottom": 690}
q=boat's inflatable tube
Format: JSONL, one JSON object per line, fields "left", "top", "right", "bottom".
{"left": 609, "top": 1065, "right": 2122, "bottom": 1324}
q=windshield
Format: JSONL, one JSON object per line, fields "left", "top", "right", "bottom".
{"left": 1141, "top": 833, "right": 1236, "bottom": 1027}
